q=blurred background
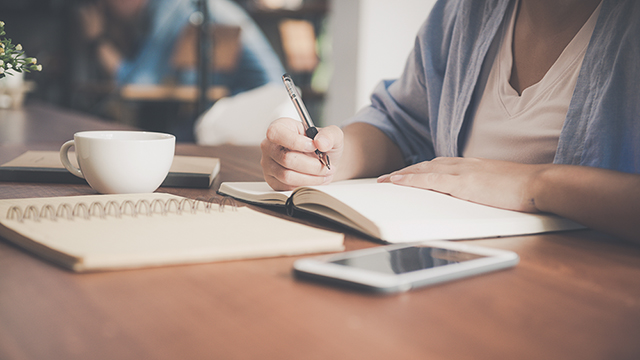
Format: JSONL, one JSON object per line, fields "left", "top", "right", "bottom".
{"left": 0, "top": 0, "right": 434, "bottom": 143}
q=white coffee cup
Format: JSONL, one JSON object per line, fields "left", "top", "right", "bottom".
{"left": 60, "top": 131, "right": 175, "bottom": 194}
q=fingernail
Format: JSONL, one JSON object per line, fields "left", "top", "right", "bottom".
{"left": 377, "top": 174, "right": 390, "bottom": 183}
{"left": 390, "top": 175, "right": 404, "bottom": 182}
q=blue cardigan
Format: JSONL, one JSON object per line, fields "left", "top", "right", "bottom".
{"left": 346, "top": 0, "right": 640, "bottom": 173}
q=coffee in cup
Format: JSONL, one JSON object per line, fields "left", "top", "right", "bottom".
{"left": 59, "top": 131, "right": 175, "bottom": 194}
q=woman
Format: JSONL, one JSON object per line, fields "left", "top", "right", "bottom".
{"left": 260, "top": 0, "right": 640, "bottom": 243}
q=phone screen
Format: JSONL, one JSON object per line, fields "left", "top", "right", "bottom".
{"left": 331, "top": 246, "right": 487, "bottom": 275}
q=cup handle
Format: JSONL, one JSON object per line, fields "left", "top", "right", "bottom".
{"left": 59, "top": 140, "right": 84, "bottom": 179}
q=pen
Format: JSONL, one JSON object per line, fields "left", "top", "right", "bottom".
{"left": 282, "top": 73, "right": 331, "bottom": 170}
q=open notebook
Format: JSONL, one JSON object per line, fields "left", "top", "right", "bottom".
{"left": 219, "top": 179, "right": 584, "bottom": 243}
{"left": 0, "top": 193, "right": 344, "bottom": 272}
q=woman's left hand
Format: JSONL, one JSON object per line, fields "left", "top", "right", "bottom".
{"left": 380, "top": 157, "right": 640, "bottom": 243}
{"left": 378, "top": 157, "right": 549, "bottom": 213}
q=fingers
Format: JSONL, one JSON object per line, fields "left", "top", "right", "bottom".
{"left": 265, "top": 119, "right": 343, "bottom": 154}
{"left": 377, "top": 157, "right": 474, "bottom": 197}
{"left": 265, "top": 118, "right": 316, "bottom": 153}
{"left": 314, "top": 125, "right": 343, "bottom": 153}
{"left": 388, "top": 172, "right": 458, "bottom": 197}
{"left": 376, "top": 157, "right": 542, "bottom": 212}
{"left": 393, "top": 157, "right": 465, "bottom": 175}
{"left": 261, "top": 118, "right": 340, "bottom": 190}
{"left": 378, "top": 157, "right": 465, "bottom": 182}
{"left": 261, "top": 138, "right": 329, "bottom": 176}
{"left": 261, "top": 144, "right": 332, "bottom": 191}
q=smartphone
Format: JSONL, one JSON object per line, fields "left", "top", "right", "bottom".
{"left": 293, "top": 241, "right": 519, "bottom": 293}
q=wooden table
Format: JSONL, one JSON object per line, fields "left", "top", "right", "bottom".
{"left": 1, "top": 103, "right": 639, "bottom": 360}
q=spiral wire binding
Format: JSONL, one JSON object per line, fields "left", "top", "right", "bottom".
{"left": 6, "top": 196, "right": 237, "bottom": 223}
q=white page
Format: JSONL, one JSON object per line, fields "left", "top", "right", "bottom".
{"left": 218, "top": 181, "right": 292, "bottom": 204}
{"left": 295, "top": 181, "right": 585, "bottom": 242}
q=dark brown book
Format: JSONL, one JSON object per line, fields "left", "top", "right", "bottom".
{"left": 0, "top": 151, "right": 220, "bottom": 188}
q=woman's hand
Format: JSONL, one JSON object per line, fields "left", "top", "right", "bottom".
{"left": 260, "top": 117, "right": 343, "bottom": 191}
{"left": 378, "top": 157, "right": 547, "bottom": 212}
{"left": 379, "top": 157, "right": 640, "bottom": 243}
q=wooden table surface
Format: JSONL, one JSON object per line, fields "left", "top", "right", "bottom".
{"left": 1, "top": 103, "right": 639, "bottom": 360}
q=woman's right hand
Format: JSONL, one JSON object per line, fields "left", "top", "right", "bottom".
{"left": 260, "top": 117, "right": 344, "bottom": 191}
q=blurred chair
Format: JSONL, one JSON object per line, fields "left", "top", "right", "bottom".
{"left": 119, "top": 24, "right": 242, "bottom": 103}
{"left": 172, "top": 23, "right": 241, "bottom": 73}
{"left": 279, "top": 19, "right": 318, "bottom": 73}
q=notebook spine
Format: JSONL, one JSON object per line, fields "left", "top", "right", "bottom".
{"left": 6, "top": 196, "right": 237, "bottom": 223}
{"left": 285, "top": 195, "right": 295, "bottom": 217}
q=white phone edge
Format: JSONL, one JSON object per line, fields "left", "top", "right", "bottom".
{"left": 293, "top": 241, "right": 520, "bottom": 293}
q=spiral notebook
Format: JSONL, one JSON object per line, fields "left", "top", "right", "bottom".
{"left": 0, "top": 193, "right": 344, "bottom": 272}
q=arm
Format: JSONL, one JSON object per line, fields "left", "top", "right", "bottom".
{"left": 261, "top": 8, "right": 435, "bottom": 190}
{"left": 335, "top": 122, "right": 405, "bottom": 181}
{"left": 77, "top": 3, "right": 123, "bottom": 77}
{"left": 532, "top": 165, "right": 640, "bottom": 243}
{"left": 95, "top": 42, "right": 123, "bottom": 76}
{"left": 381, "top": 157, "right": 640, "bottom": 243}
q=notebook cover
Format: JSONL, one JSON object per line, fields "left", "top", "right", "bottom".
{"left": 0, "top": 151, "right": 219, "bottom": 188}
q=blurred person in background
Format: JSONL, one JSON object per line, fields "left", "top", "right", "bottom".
{"left": 75, "top": 0, "right": 284, "bottom": 96}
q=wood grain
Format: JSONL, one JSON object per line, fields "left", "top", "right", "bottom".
{"left": 0, "top": 103, "right": 639, "bottom": 360}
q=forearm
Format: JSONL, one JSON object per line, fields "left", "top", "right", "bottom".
{"left": 96, "top": 41, "right": 122, "bottom": 77}
{"left": 78, "top": 4, "right": 121, "bottom": 77}
{"left": 532, "top": 165, "right": 640, "bottom": 243}
{"left": 335, "top": 122, "right": 405, "bottom": 181}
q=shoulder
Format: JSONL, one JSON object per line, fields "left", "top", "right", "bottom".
{"left": 572, "top": 0, "right": 640, "bottom": 172}
{"left": 586, "top": 1, "right": 640, "bottom": 90}
{"left": 595, "top": 0, "right": 640, "bottom": 42}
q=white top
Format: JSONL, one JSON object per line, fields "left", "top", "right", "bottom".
{"left": 462, "top": 2, "right": 601, "bottom": 164}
